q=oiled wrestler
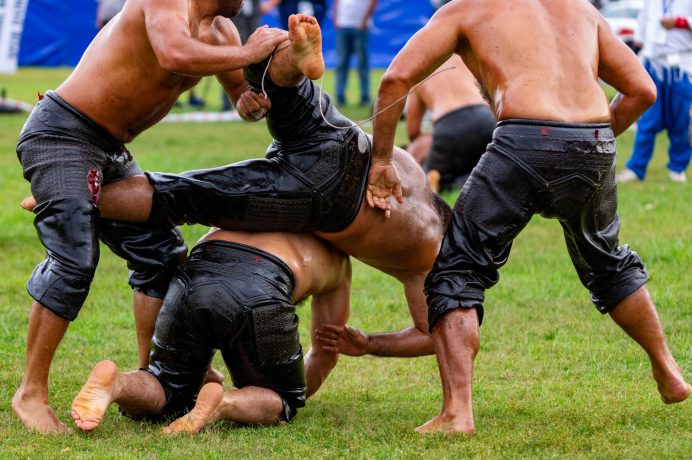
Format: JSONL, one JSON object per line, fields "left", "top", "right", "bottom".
{"left": 367, "top": 0, "right": 691, "bottom": 435}
{"left": 71, "top": 227, "right": 351, "bottom": 432}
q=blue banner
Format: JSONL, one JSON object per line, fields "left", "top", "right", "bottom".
{"left": 18, "top": 0, "right": 433, "bottom": 67}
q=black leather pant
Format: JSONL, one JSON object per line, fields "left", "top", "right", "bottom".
{"left": 425, "top": 119, "right": 649, "bottom": 330}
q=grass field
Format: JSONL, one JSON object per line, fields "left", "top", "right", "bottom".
{"left": 0, "top": 68, "right": 690, "bottom": 459}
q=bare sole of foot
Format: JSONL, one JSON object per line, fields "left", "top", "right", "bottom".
{"left": 71, "top": 360, "right": 118, "bottom": 431}
{"left": 288, "top": 14, "right": 324, "bottom": 80}
{"left": 415, "top": 415, "right": 475, "bottom": 436}
{"left": 163, "top": 382, "right": 224, "bottom": 435}
{"left": 12, "top": 391, "right": 71, "bottom": 434}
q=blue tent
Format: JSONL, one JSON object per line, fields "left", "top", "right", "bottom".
{"left": 18, "top": 0, "right": 434, "bottom": 68}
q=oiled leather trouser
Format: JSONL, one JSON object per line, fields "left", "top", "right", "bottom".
{"left": 425, "top": 119, "right": 649, "bottom": 329}
{"left": 17, "top": 91, "right": 187, "bottom": 320}
{"left": 146, "top": 60, "right": 371, "bottom": 233}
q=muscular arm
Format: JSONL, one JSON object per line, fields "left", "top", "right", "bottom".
{"left": 371, "top": 9, "right": 458, "bottom": 163}
{"left": 143, "top": 0, "right": 286, "bottom": 76}
{"left": 318, "top": 274, "right": 433, "bottom": 357}
{"left": 597, "top": 17, "right": 656, "bottom": 136}
{"left": 304, "top": 261, "right": 352, "bottom": 397}
{"left": 367, "top": 8, "right": 459, "bottom": 212}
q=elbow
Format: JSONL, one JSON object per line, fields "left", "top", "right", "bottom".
{"left": 380, "top": 69, "right": 414, "bottom": 95}
{"left": 640, "top": 81, "right": 657, "bottom": 109}
{"left": 157, "top": 49, "right": 189, "bottom": 74}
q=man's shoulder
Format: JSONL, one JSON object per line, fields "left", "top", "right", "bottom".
{"left": 211, "top": 16, "right": 242, "bottom": 46}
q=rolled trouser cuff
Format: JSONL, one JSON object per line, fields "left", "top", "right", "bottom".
{"left": 427, "top": 295, "right": 485, "bottom": 333}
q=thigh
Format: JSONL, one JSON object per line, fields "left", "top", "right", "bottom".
{"left": 18, "top": 134, "right": 110, "bottom": 205}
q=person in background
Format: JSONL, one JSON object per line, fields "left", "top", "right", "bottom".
{"left": 618, "top": 0, "right": 692, "bottom": 183}
{"left": 405, "top": 54, "right": 495, "bottom": 193}
{"left": 333, "top": 0, "right": 378, "bottom": 107}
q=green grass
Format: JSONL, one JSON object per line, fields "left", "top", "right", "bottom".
{"left": 0, "top": 68, "right": 690, "bottom": 459}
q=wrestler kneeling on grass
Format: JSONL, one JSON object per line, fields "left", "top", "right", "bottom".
{"left": 71, "top": 228, "right": 351, "bottom": 433}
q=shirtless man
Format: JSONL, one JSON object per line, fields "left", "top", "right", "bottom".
{"left": 70, "top": 228, "right": 351, "bottom": 433}
{"left": 14, "top": 0, "right": 286, "bottom": 433}
{"left": 366, "top": 0, "right": 691, "bottom": 435}
{"left": 405, "top": 54, "right": 495, "bottom": 192}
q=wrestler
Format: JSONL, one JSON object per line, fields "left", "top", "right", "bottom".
{"left": 366, "top": 0, "right": 691, "bottom": 435}
{"left": 14, "top": 0, "right": 286, "bottom": 433}
{"left": 405, "top": 54, "right": 496, "bottom": 192}
{"left": 29, "top": 14, "right": 449, "bottom": 366}
{"left": 71, "top": 227, "right": 351, "bottom": 432}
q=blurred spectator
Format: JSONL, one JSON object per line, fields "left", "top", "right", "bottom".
{"left": 333, "top": 0, "right": 377, "bottom": 107}
{"left": 96, "top": 0, "right": 126, "bottom": 29}
{"left": 405, "top": 55, "right": 495, "bottom": 193}
{"left": 618, "top": 0, "right": 692, "bottom": 183}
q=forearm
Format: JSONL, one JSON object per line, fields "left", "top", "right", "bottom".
{"left": 372, "top": 76, "right": 409, "bottom": 162}
{"left": 365, "top": 326, "right": 433, "bottom": 357}
{"left": 158, "top": 42, "right": 257, "bottom": 77}
{"left": 304, "top": 347, "right": 338, "bottom": 397}
{"left": 610, "top": 92, "right": 654, "bottom": 136}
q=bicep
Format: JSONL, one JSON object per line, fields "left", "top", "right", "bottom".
{"left": 310, "top": 262, "right": 352, "bottom": 336}
{"left": 386, "top": 15, "right": 459, "bottom": 86}
{"left": 143, "top": 0, "right": 191, "bottom": 59}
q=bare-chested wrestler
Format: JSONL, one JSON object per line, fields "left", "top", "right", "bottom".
{"left": 70, "top": 228, "right": 351, "bottom": 433}
{"left": 366, "top": 0, "right": 691, "bottom": 435}
{"left": 405, "top": 54, "right": 496, "bottom": 193}
{"left": 13, "top": 0, "right": 286, "bottom": 433}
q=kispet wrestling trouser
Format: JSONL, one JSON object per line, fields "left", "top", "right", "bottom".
{"left": 16, "top": 91, "right": 187, "bottom": 320}
{"left": 146, "top": 60, "right": 371, "bottom": 233}
{"left": 424, "top": 104, "right": 496, "bottom": 191}
{"left": 145, "top": 241, "right": 306, "bottom": 422}
{"left": 425, "top": 119, "right": 649, "bottom": 329}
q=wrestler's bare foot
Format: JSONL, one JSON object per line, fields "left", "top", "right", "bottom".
{"left": 163, "top": 382, "right": 224, "bottom": 435}
{"left": 653, "top": 366, "right": 691, "bottom": 404}
{"left": 12, "top": 388, "right": 70, "bottom": 433}
{"left": 415, "top": 414, "right": 476, "bottom": 436}
{"left": 71, "top": 360, "right": 119, "bottom": 431}
{"left": 288, "top": 14, "right": 324, "bottom": 80}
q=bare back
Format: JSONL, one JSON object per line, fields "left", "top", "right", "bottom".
{"left": 317, "top": 141, "right": 443, "bottom": 279}
{"left": 56, "top": 0, "right": 244, "bottom": 142}
{"left": 415, "top": 54, "right": 487, "bottom": 121}
{"left": 200, "top": 229, "right": 350, "bottom": 303}
{"left": 409, "top": 0, "right": 625, "bottom": 123}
